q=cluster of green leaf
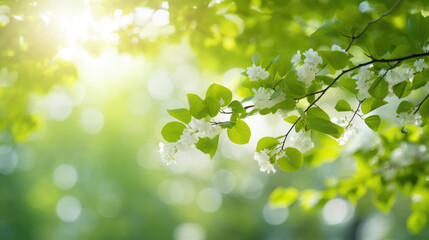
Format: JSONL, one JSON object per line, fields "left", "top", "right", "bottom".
{"left": 161, "top": 1, "right": 429, "bottom": 234}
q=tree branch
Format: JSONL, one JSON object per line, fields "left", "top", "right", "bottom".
{"left": 414, "top": 94, "right": 429, "bottom": 114}
{"left": 281, "top": 51, "right": 429, "bottom": 150}
{"left": 345, "top": 99, "right": 363, "bottom": 128}
{"left": 345, "top": 0, "right": 403, "bottom": 52}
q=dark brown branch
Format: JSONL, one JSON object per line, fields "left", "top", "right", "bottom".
{"left": 281, "top": 51, "right": 429, "bottom": 150}
{"left": 414, "top": 94, "right": 429, "bottom": 114}
{"left": 346, "top": 99, "right": 363, "bottom": 128}
{"left": 345, "top": 0, "right": 403, "bottom": 52}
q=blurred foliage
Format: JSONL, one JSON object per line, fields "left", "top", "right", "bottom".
{"left": 1, "top": 0, "right": 429, "bottom": 239}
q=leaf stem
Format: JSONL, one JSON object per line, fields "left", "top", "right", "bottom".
{"left": 345, "top": 0, "right": 403, "bottom": 51}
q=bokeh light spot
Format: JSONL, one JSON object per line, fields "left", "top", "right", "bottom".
{"left": 322, "top": 198, "right": 354, "bottom": 225}
{"left": 53, "top": 164, "right": 78, "bottom": 190}
{"left": 80, "top": 108, "right": 104, "bottom": 135}
{"left": 262, "top": 204, "right": 289, "bottom": 225}
{"left": 196, "top": 188, "right": 222, "bottom": 213}
{"left": 56, "top": 196, "right": 82, "bottom": 222}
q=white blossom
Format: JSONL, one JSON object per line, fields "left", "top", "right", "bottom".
{"left": 176, "top": 128, "right": 198, "bottom": 152}
{"left": 287, "top": 131, "right": 314, "bottom": 153}
{"left": 190, "top": 118, "right": 221, "bottom": 138}
{"left": 252, "top": 87, "right": 281, "bottom": 109}
{"left": 296, "top": 62, "right": 318, "bottom": 87}
{"left": 414, "top": 59, "right": 428, "bottom": 72}
{"left": 0, "top": 5, "right": 10, "bottom": 26}
{"left": 339, "top": 124, "right": 359, "bottom": 145}
{"left": 397, "top": 111, "right": 422, "bottom": 126}
{"left": 353, "top": 66, "right": 374, "bottom": 98}
{"left": 159, "top": 142, "right": 176, "bottom": 166}
{"left": 358, "top": 1, "right": 372, "bottom": 13}
{"left": 247, "top": 64, "right": 269, "bottom": 81}
{"left": 254, "top": 149, "right": 276, "bottom": 174}
{"left": 332, "top": 117, "right": 359, "bottom": 145}
{"left": 291, "top": 50, "right": 301, "bottom": 66}
{"left": 294, "top": 48, "right": 323, "bottom": 87}
{"left": 380, "top": 163, "right": 396, "bottom": 180}
{"left": 331, "top": 44, "right": 346, "bottom": 53}
{"left": 390, "top": 143, "right": 415, "bottom": 167}
{"left": 424, "top": 44, "right": 429, "bottom": 52}
{"left": 303, "top": 48, "right": 323, "bottom": 67}
{"left": 385, "top": 69, "right": 406, "bottom": 88}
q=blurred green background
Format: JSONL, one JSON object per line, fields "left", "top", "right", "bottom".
{"left": 1, "top": 0, "right": 429, "bottom": 239}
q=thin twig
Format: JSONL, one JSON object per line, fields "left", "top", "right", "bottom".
{"left": 414, "top": 94, "right": 429, "bottom": 114}
{"left": 346, "top": 99, "right": 363, "bottom": 128}
{"left": 280, "top": 51, "right": 429, "bottom": 150}
{"left": 345, "top": 0, "right": 403, "bottom": 52}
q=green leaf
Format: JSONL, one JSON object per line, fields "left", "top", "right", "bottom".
{"left": 270, "top": 187, "right": 300, "bottom": 208}
{"left": 307, "top": 117, "right": 344, "bottom": 138}
{"left": 409, "top": 71, "right": 429, "bottom": 91}
{"left": 167, "top": 108, "right": 191, "bottom": 124}
{"left": 220, "top": 121, "right": 236, "bottom": 129}
{"left": 284, "top": 71, "right": 306, "bottom": 98}
{"left": 228, "top": 100, "right": 245, "bottom": 113}
{"left": 195, "top": 135, "right": 219, "bottom": 159}
{"left": 266, "top": 55, "right": 281, "bottom": 71}
{"left": 337, "top": 76, "right": 358, "bottom": 94}
{"left": 408, "top": 13, "right": 429, "bottom": 44}
{"left": 227, "top": 120, "right": 251, "bottom": 144}
{"left": 256, "top": 137, "right": 279, "bottom": 152}
{"left": 307, "top": 107, "right": 330, "bottom": 120}
{"left": 319, "top": 50, "right": 349, "bottom": 70}
{"left": 397, "top": 101, "right": 414, "bottom": 114}
{"left": 240, "top": 95, "right": 254, "bottom": 103}
{"left": 204, "top": 96, "right": 220, "bottom": 117}
{"left": 368, "top": 77, "right": 388, "bottom": 100}
{"left": 277, "top": 147, "right": 303, "bottom": 172}
{"left": 420, "top": 99, "right": 429, "bottom": 119}
{"left": 187, "top": 94, "right": 207, "bottom": 119}
{"left": 361, "top": 98, "right": 387, "bottom": 115}
{"left": 335, "top": 5, "right": 361, "bottom": 34}
{"left": 161, "top": 121, "right": 186, "bottom": 142}
{"left": 252, "top": 54, "right": 261, "bottom": 65}
{"left": 335, "top": 99, "right": 352, "bottom": 112}
{"left": 284, "top": 115, "right": 299, "bottom": 124}
{"left": 392, "top": 81, "right": 410, "bottom": 99}
{"left": 407, "top": 212, "right": 427, "bottom": 234}
{"left": 275, "top": 97, "right": 296, "bottom": 110}
{"left": 374, "top": 190, "right": 395, "bottom": 213}
{"left": 365, "top": 115, "right": 380, "bottom": 132}
{"left": 312, "top": 17, "right": 345, "bottom": 37}
{"left": 206, "top": 83, "right": 233, "bottom": 107}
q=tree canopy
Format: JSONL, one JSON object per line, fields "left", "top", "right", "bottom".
{"left": 1, "top": 0, "right": 429, "bottom": 238}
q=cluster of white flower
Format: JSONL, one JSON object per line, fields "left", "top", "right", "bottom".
{"left": 397, "top": 111, "right": 422, "bottom": 127}
{"left": 352, "top": 65, "right": 374, "bottom": 98}
{"left": 246, "top": 64, "right": 270, "bottom": 81}
{"left": 254, "top": 149, "right": 276, "bottom": 174}
{"left": 0, "top": 5, "right": 10, "bottom": 26}
{"left": 414, "top": 59, "right": 428, "bottom": 72}
{"left": 331, "top": 44, "right": 347, "bottom": 53}
{"left": 252, "top": 87, "right": 285, "bottom": 109}
{"left": 292, "top": 49, "right": 323, "bottom": 87}
{"left": 286, "top": 130, "right": 314, "bottom": 153}
{"left": 0, "top": 67, "right": 18, "bottom": 87}
{"left": 159, "top": 118, "right": 221, "bottom": 165}
{"left": 380, "top": 143, "right": 428, "bottom": 180}
{"left": 384, "top": 67, "right": 413, "bottom": 94}
{"left": 159, "top": 142, "right": 177, "bottom": 166}
{"left": 332, "top": 117, "right": 359, "bottom": 145}
{"left": 190, "top": 118, "right": 221, "bottom": 138}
